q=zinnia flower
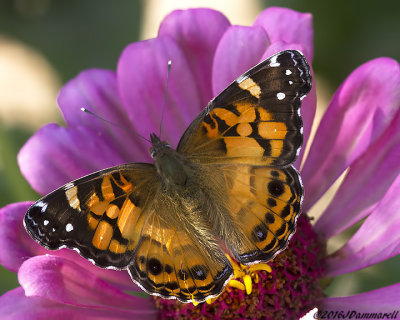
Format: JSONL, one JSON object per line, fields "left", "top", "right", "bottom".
{"left": 1, "top": 7, "right": 399, "bottom": 320}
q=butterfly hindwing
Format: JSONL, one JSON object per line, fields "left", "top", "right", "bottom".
{"left": 177, "top": 50, "right": 311, "bottom": 167}
{"left": 24, "top": 163, "right": 159, "bottom": 269}
{"left": 128, "top": 204, "right": 232, "bottom": 302}
{"left": 221, "top": 164, "right": 303, "bottom": 264}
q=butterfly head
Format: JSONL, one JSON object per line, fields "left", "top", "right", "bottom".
{"left": 149, "top": 133, "right": 170, "bottom": 158}
{"left": 150, "top": 133, "right": 188, "bottom": 186}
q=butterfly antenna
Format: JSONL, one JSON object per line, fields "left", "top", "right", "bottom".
{"left": 159, "top": 60, "right": 172, "bottom": 139}
{"left": 80, "top": 108, "right": 151, "bottom": 143}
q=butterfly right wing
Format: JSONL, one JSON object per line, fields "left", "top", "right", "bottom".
{"left": 24, "top": 163, "right": 159, "bottom": 269}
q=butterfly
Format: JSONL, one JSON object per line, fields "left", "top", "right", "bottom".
{"left": 24, "top": 50, "right": 311, "bottom": 303}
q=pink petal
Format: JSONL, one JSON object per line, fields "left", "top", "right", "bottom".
{"left": 18, "top": 255, "right": 156, "bottom": 315}
{"left": 117, "top": 37, "right": 202, "bottom": 148}
{"left": 315, "top": 108, "right": 400, "bottom": 238}
{"left": 58, "top": 69, "right": 149, "bottom": 163}
{"left": 0, "top": 202, "right": 140, "bottom": 291}
{"left": 302, "top": 58, "right": 400, "bottom": 210}
{"left": 159, "top": 8, "right": 230, "bottom": 105}
{"left": 212, "top": 25, "right": 270, "bottom": 95}
{"left": 321, "top": 283, "right": 400, "bottom": 314}
{"left": 18, "top": 124, "right": 128, "bottom": 195}
{"left": 254, "top": 7, "right": 313, "bottom": 61}
{"left": 326, "top": 175, "right": 400, "bottom": 276}
{"left": 0, "top": 202, "right": 43, "bottom": 272}
{"left": 0, "top": 287, "right": 156, "bottom": 320}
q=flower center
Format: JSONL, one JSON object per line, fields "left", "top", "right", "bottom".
{"left": 153, "top": 215, "right": 326, "bottom": 319}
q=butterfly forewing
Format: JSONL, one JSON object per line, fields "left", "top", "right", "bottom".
{"left": 24, "top": 164, "right": 159, "bottom": 269}
{"left": 177, "top": 50, "right": 311, "bottom": 167}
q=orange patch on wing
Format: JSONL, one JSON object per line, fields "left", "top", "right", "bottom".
{"left": 238, "top": 77, "right": 261, "bottom": 98}
{"left": 236, "top": 123, "right": 253, "bottom": 136}
{"left": 106, "top": 204, "right": 119, "bottom": 219}
{"left": 258, "top": 122, "right": 287, "bottom": 140}
{"left": 203, "top": 121, "right": 219, "bottom": 139}
{"left": 212, "top": 108, "right": 239, "bottom": 127}
{"left": 257, "top": 107, "right": 273, "bottom": 121}
{"left": 109, "top": 239, "right": 127, "bottom": 254}
{"left": 86, "top": 193, "right": 100, "bottom": 207}
{"left": 87, "top": 214, "right": 99, "bottom": 230}
{"left": 92, "top": 221, "right": 113, "bottom": 250}
{"left": 224, "top": 137, "right": 264, "bottom": 157}
{"left": 90, "top": 201, "right": 108, "bottom": 216}
{"left": 112, "top": 173, "right": 133, "bottom": 193}
{"left": 117, "top": 198, "right": 142, "bottom": 241}
{"left": 236, "top": 102, "right": 256, "bottom": 122}
{"left": 101, "top": 176, "right": 115, "bottom": 201}
{"left": 270, "top": 140, "right": 284, "bottom": 158}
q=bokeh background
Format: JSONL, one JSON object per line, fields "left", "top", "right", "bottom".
{"left": 0, "top": 0, "right": 399, "bottom": 301}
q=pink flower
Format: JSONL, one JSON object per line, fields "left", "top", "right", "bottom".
{"left": 0, "top": 7, "right": 399, "bottom": 320}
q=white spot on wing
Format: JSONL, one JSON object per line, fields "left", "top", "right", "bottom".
{"left": 236, "top": 74, "right": 247, "bottom": 84}
{"left": 43, "top": 220, "right": 49, "bottom": 226}
{"left": 64, "top": 182, "right": 74, "bottom": 190}
{"left": 289, "top": 80, "right": 293, "bottom": 85}
{"left": 66, "top": 223, "right": 73, "bottom": 232}
{"left": 277, "top": 92, "right": 286, "bottom": 100}
{"left": 285, "top": 69, "right": 292, "bottom": 75}
{"left": 269, "top": 55, "right": 280, "bottom": 67}
{"left": 35, "top": 201, "right": 48, "bottom": 213}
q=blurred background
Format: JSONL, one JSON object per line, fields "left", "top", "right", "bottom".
{"left": 0, "top": 0, "right": 399, "bottom": 300}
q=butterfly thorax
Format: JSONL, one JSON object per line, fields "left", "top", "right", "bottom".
{"left": 150, "top": 133, "right": 188, "bottom": 186}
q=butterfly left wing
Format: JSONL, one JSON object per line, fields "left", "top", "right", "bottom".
{"left": 24, "top": 163, "right": 159, "bottom": 269}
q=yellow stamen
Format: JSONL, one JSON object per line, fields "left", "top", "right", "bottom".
{"left": 243, "top": 275, "right": 252, "bottom": 295}
{"left": 202, "top": 254, "right": 274, "bottom": 304}
{"left": 227, "top": 255, "right": 241, "bottom": 269}
{"left": 249, "top": 263, "right": 272, "bottom": 273}
{"left": 228, "top": 279, "right": 245, "bottom": 291}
